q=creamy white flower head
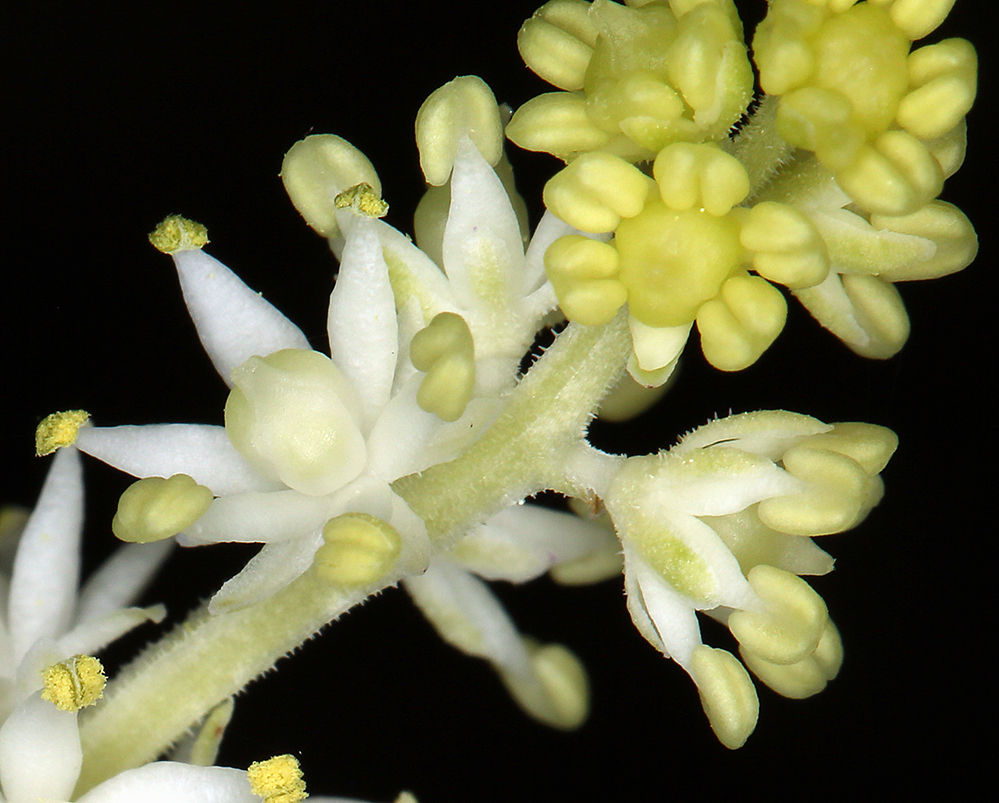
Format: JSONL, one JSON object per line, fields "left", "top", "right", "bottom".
{"left": 0, "top": 442, "right": 168, "bottom": 723}
{"left": 73, "top": 133, "right": 573, "bottom": 614}
{"left": 603, "top": 410, "right": 896, "bottom": 747}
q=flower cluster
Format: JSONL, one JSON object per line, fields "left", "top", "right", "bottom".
{"left": 5, "top": 0, "right": 979, "bottom": 798}
{"left": 509, "top": 0, "right": 976, "bottom": 379}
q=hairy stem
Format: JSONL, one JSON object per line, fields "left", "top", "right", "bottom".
{"left": 76, "top": 314, "right": 630, "bottom": 792}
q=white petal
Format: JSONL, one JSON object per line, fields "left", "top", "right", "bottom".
{"left": 624, "top": 547, "right": 702, "bottom": 671}
{"left": 405, "top": 559, "right": 531, "bottom": 674}
{"left": 185, "top": 490, "right": 334, "bottom": 545}
{"left": 207, "top": 531, "right": 323, "bottom": 614}
{"left": 375, "top": 220, "right": 458, "bottom": 322}
{"left": 672, "top": 410, "right": 831, "bottom": 460}
{"left": 451, "top": 504, "right": 619, "bottom": 583}
{"left": 327, "top": 218, "right": 400, "bottom": 427}
{"left": 77, "top": 761, "right": 256, "bottom": 803}
{"left": 0, "top": 693, "right": 81, "bottom": 803}
{"left": 55, "top": 605, "right": 165, "bottom": 660}
{"left": 174, "top": 249, "right": 311, "bottom": 386}
{"left": 364, "top": 374, "right": 444, "bottom": 481}
{"left": 8, "top": 447, "right": 82, "bottom": 664}
{"left": 629, "top": 317, "right": 691, "bottom": 373}
{"left": 76, "top": 424, "right": 280, "bottom": 495}
{"left": 441, "top": 137, "right": 524, "bottom": 314}
{"left": 76, "top": 541, "right": 173, "bottom": 623}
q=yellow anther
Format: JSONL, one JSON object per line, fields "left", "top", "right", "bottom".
{"left": 740, "top": 617, "right": 843, "bottom": 699}
{"left": 758, "top": 444, "right": 869, "bottom": 535}
{"left": 653, "top": 142, "right": 750, "bottom": 216}
{"left": 415, "top": 76, "right": 503, "bottom": 186}
{"left": 544, "top": 152, "right": 651, "bottom": 233}
{"left": 148, "top": 215, "right": 209, "bottom": 254}
{"left": 696, "top": 272, "right": 788, "bottom": 371}
{"left": 615, "top": 198, "right": 742, "bottom": 328}
{"left": 836, "top": 130, "right": 943, "bottom": 216}
{"left": 333, "top": 182, "right": 388, "bottom": 218}
{"left": 739, "top": 646, "right": 829, "bottom": 699}
{"left": 409, "top": 312, "right": 476, "bottom": 423}
{"left": 544, "top": 235, "right": 627, "bottom": 326}
{"left": 689, "top": 645, "right": 758, "bottom": 750}
{"left": 506, "top": 92, "right": 612, "bottom": 161}
{"left": 41, "top": 655, "right": 106, "bottom": 712}
{"left": 870, "top": 201, "right": 977, "bottom": 281}
{"left": 503, "top": 641, "right": 591, "bottom": 730}
{"left": 281, "top": 134, "right": 382, "bottom": 239}
{"left": 35, "top": 410, "right": 89, "bottom": 456}
{"left": 897, "top": 38, "right": 977, "bottom": 141}
{"left": 225, "top": 349, "right": 366, "bottom": 497}
{"left": 739, "top": 202, "right": 829, "bottom": 289}
{"left": 314, "top": 512, "right": 402, "bottom": 586}
{"left": 664, "top": 1, "right": 753, "bottom": 132}
{"left": 112, "top": 474, "right": 213, "bottom": 544}
{"left": 247, "top": 754, "right": 307, "bottom": 803}
{"left": 518, "top": 0, "right": 598, "bottom": 91}
{"left": 798, "top": 422, "right": 898, "bottom": 476}
{"left": 729, "top": 565, "right": 829, "bottom": 666}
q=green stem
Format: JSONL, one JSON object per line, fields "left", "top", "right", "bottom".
{"left": 76, "top": 314, "right": 631, "bottom": 792}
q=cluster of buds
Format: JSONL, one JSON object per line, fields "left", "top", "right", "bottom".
{"left": 508, "top": 0, "right": 977, "bottom": 380}
{"left": 602, "top": 410, "right": 897, "bottom": 747}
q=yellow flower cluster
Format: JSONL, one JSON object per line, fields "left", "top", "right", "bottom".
{"left": 509, "top": 0, "right": 977, "bottom": 379}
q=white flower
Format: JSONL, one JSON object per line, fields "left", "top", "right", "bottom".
{"left": 0, "top": 444, "right": 168, "bottom": 723}
{"left": 603, "top": 410, "right": 896, "bottom": 747}
{"left": 72, "top": 137, "right": 576, "bottom": 614}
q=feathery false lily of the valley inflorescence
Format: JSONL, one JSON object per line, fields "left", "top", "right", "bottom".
{"left": 14, "top": 0, "right": 976, "bottom": 798}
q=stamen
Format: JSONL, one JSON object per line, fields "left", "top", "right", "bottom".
{"left": 35, "top": 410, "right": 89, "bottom": 456}
{"left": 148, "top": 214, "right": 209, "bottom": 254}
{"left": 41, "top": 655, "right": 106, "bottom": 712}
{"left": 247, "top": 754, "right": 307, "bottom": 803}
{"left": 112, "top": 474, "right": 213, "bottom": 544}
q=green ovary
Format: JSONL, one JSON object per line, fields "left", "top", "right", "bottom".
{"left": 615, "top": 201, "right": 742, "bottom": 328}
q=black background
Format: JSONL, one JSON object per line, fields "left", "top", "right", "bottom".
{"left": 3, "top": 2, "right": 994, "bottom": 800}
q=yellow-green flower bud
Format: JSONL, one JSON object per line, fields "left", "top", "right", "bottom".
{"left": 410, "top": 312, "right": 476, "bottom": 422}
{"left": 886, "top": 0, "right": 956, "bottom": 41}
{"left": 415, "top": 76, "right": 503, "bottom": 186}
{"left": 112, "top": 474, "right": 213, "bottom": 544}
{"left": 314, "top": 512, "right": 402, "bottom": 586}
{"left": 225, "top": 349, "right": 366, "bottom": 496}
{"left": 281, "top": 135, "right": 381, "bottom": 239}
